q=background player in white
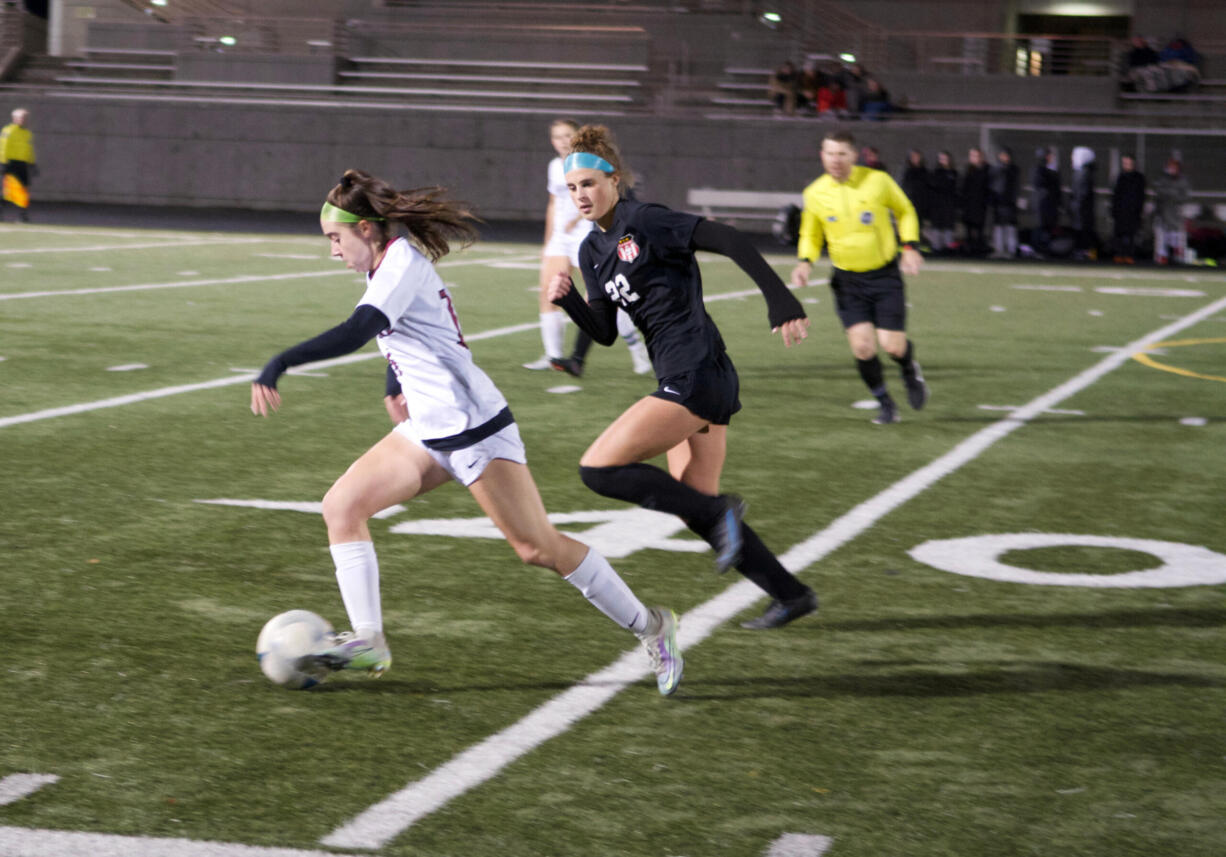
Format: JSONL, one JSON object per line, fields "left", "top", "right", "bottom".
{"left": 523, "top": 118, "right": 650, "bottom": 377}
{"left": 249, "top": 169, "right": 683, "bottom": 695}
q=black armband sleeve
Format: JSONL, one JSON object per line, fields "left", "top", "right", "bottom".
{"left": 256, "top": 304, "right": 390, "bottom": 389}
{"left": 385, "top": 365, "right": 402, "bottom": 397}
{"left": 691, "top": 219, "right": 807, "bottom": 329}
{"left": 552, "top": 281, "right": 620, "bottom": 346}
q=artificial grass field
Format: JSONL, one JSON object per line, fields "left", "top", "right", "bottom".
{"left": 1, "top": 221, "right": 1224, "bottom": 857}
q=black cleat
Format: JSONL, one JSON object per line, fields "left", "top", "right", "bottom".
{"left": 712, "top": 494, "right": 747, "bottom": 574}
{"left": 741, "top": 588, "right": 819, "bottom": 630}
{"left": 902, "top": 361, "right": 929, "bottom": 410}
{"left": 872, "top": 397, "right": 900, "bottom": 425}
{"left": 550, "top": 356, "right": 585, "bottom": 377}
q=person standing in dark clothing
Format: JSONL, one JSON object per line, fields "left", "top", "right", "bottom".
{"left": 1070, "top": 146, "right": 1099, "bottom": 260}
{"left": 960, "top": 147, "right": 990, "bottom": 256}
{"left": 1110, "top": 154, "right": 1146, "bottom": 263}
{"left": 900, "top": 149, "right": 930, "bottom": 243}
{"left": 988, "top": 147, "right": 1020, "bottom": 258}
{"left": 1030, "top": 147, "right": 1061, "bottom": 257}
{"left": 928, "top": 151, "right": 959, "bottom": 254}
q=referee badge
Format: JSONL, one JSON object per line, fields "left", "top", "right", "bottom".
{"left": 616, "top": 235, "right": 640, "bottom": 263}
{"left": 860, "top": 211, "right": 874, "bottom": 225}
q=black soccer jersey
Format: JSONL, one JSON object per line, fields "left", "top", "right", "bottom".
{"left": 576, "top": 200, "right": 725, "bottom": 377}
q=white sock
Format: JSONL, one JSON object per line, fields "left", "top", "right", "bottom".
{"left": 563, "top": 548, "right": 651, "bottom": 634}
{"left": 330, "top": 541, "right": 382, "bottom": 635}
{"left": 540, "top": 311, "right": 565, "bottom": 359}
{"left": 616, "top": 309, "right": 639, "bottom": 345}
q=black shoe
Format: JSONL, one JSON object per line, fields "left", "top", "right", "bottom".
{"left": 741, "top": 588, "right": 819, "bottom": 630}
{"left": 712, "top": 494, "right": 747, "bottom": 574}
{"left": 902, "top": 361, "right": 929, "bottom": 410}
{"left": 549, "top": 356, "right": 584, "bottom": 377}
{"left": 872, "top": 397, "right": 900, "bottom": 425}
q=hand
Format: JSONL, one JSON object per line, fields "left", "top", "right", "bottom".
{"left": 773, "top": 316, "right": 810, "bottom": 348}
{"left": 900, "top": 246, "right": 923, "bottom": 276}
{"left": 250, "top": 383, "right": 280, "bottom": 416}
{"left": 384, "top": 393, "right": 409, "bottom": 425}
{"left": 790, "top": 262, "right": 812, "bottom": 289}
{"left": 544, "top": 271, "right": 574, "bottom": 304}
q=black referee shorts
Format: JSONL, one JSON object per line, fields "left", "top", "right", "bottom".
{"left": 830, "top": 260, "right": 907, "bottom": 331}
{"left": 650, "top": 349, "right": 741, "bottom": 426}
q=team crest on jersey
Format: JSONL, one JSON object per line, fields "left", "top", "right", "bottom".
{"left": 616, "top": 235, "right": 640, "bottom": 262}
{"left": 826, "top": 215, "right": 838, "bottom": 222}
{"left": 860, "top": 211, "right": 874, "bottom": 225}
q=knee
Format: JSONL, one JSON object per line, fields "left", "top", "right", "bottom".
{"left": 321, "top": 485, "right": 362, "bottom": 532}
{"left": 850, "top": 344, "right": 877, "bottom": 361}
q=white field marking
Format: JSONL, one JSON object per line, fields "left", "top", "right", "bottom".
{"left": 0, "top": 774, "right": 59, "bottom": 806}
{"left": 852, "top": 399, "right": 878, "bottom": 410}
{"left": 254, "top": 253, "right": 323, "bottom": 260}
{"left": 89, "top": 266, "right": 112, "bottom": 272}
{"left": 0, "top": 827, "right": 341, "bottom": 857}
{"left": 0, "top": 321, "right": 540, "bottom": 431}
{"left": 177, "top": 270, "right": 200, "bottom": 276}
{"left": 195, "top": 498, "right": 409, "bottom": 520}
{"left": 1089, "top": 310, "right": 1104, "bottom": 316}
{"left": 322, "top": 292, "right": 1226, "bottom": 851}
{"left": 1012, "top": 284, "right": 1082, "bottom": 292}
{"left": 1181, "top": 416, "right": 1208, "bottom": 426}
{"left": 1095, "top": 286, "right": 1206, "bottom": 298}
{"left": 765, "top": 833, "right": 835, "bottom": 857}
{"left": 978, "top": 404, "right": 1086, "bottom": 416}
{"left": 0, "top": 224, "right": 239, "bottom": 240}
{"left": 106, "top": 363, "right": 149, "bottom": 372}
{"left": 547, "top": 384, "right": 583, "bottom": 394}
{"left": 486, "top": 260, "right": 541, "bottom": 270}
{"left": 6, "top": 262, "right": 32, "bottom": 268}
{"left": 0, "top": 237, "right": 266, "bottom": 256}
{"left": 990, "top": 305, "right": 1007, "bottom": 312}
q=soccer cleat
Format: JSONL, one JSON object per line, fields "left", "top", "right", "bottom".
{"left": 740, "top": 588, "right": 819, "bottom": 630}
{"left": 712, "top": 494, "right": 747, "bottom": 574}
{"left": 636, "top": 607, "right": 683, "bottom": 696}
{"left": 872, "top": 398, "right": 900, "bottom": 425}
{"left": 902, "top": 361, "right": 929, "bottom": 410}
{"left": 298, "top": 630, "right": 392, "bottom": 677}
{"left": 550, "top": 356, "right": 585, "bottom": 377}
{"left": 522, "top": 355, "right": 555, "bottom": 370}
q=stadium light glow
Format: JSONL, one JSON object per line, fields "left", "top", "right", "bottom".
{"left": 839, "top": 52, "right": 856, "bottom": 63}
{"left": 150, "top": 0, "right": 167, "bottom": 7}
{"left": 219, "top": 35, "right": 237, "bottom": 46}
{"left": 762, "top": 11, "right": 781, "bottom": 22}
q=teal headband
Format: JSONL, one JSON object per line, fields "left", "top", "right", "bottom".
{"left": 563, "top": 152, "right": 615, "bottom": 174}
{"left": 320, "top": 201, "right": 385, "bottom": 223}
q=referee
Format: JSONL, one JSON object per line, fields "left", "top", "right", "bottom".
{"left": 790, "top": 130, "right": 929, "bottom": 425}
{"left": 0, "top": 108, "right": 36, "bottom": 223}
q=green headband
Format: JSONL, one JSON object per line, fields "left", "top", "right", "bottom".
{"left": 320, "top": 201, "right": 386, "bottom": 223}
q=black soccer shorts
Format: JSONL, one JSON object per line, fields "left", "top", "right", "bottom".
{"left": 830, "top": 261, "right": 907, "bottom": 331}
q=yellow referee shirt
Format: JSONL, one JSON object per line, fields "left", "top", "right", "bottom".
{"left": 797, "top": 165, "right": 919, "bottom": 272}
{"left": 0, "top": 123, "right": 35, "bottom": 165}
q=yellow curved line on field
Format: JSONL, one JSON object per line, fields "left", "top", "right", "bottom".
{"left": 1132, "top": 337, "right": 1226, "bottom": 382}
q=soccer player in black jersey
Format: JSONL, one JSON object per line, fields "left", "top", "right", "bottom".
{"left": 546, "top": 125, "right": 818, "bottom": 631}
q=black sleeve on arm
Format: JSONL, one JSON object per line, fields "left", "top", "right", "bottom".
{"left": 691, "top": 218, "right": 807, "bottom": 329}
{"left": 552, "top": 282, "right": 619, "bottom": 346}
{"left": 256, "top": 304, "right": 390, "bottom": 389}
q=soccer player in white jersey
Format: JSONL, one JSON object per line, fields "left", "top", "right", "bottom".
{"left": 250, "top": 169, "right": 682, "bottom": 696}
{"left": 523, "top": 118, "right": 650, "bottom": 377}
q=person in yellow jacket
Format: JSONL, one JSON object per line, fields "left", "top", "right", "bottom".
{"left": 790, "top": 130, "right": 929, "bottom": 425}
{"left": 1, "top": 107, "right": 37, "bottom": 222}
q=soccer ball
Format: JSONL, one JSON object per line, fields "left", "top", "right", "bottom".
{"left": 256, "top": 609, "right": 334, "bottom": 689}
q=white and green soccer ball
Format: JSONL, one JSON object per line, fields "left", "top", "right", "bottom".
{"left": 256, "top": 609, "right": 333, "bottom": 689}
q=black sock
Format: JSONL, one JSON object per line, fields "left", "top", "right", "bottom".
{"left": 890, "top": 340, "right": 916, "bottom": 375}
{"left": 580, "top": 464, "right": 724, "bottom": 530}
{"left": 571, "top": 329, "right": 593, "bottom": 363}
{"left": 734, "top": 522, "right": 809, "bottom": 601}
{"left": 855, "top": 356, "right": 889, "bottom": 400}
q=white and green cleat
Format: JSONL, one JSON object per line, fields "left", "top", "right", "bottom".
{"left": 637, "top": 607, "right": 683, "bottom": 696}
{"left": 298, "top": 630, "right": 392, "bottom": 678}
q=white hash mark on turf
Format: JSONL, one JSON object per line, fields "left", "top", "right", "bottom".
{"left": 765, "top": 833, "right": 835, "bottom": 857}
{"left": 0, "top": 774, "right": 59, "bottom": 806}
{"left": 321, "top": 293, "right": 1226, "bottom": 851}
{"left": 0, "top": 827, "right": 341, "bottom": 857}
{"left": 106, "top": 363, "right": 149, "bottom": 372}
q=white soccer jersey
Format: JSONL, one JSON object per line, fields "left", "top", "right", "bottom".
{"left": 359, "top": 237, "right": 507, "bottom": 442}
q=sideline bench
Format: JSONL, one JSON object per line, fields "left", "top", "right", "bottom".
{"left": 686, "top": 189, "right": 803, "bottom": 226}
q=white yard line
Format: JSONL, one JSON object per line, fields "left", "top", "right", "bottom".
{"left": 320, "top": 293, "right": 1226, "bottom": 851}
{"left": 0, "top": 237, "right": 268, "bottom": 255}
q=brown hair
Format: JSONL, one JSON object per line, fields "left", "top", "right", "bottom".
{"left": 822, "top": 130, "right": 857, "bottom": 147}
{"left": 325, "top": 169, "right": 480, "bottom": 262}
{"left": 568, "top": 124, "right": 636, "bottom": 194}
{"left": 550, "top": 117, "right": 580, "bottom": 131}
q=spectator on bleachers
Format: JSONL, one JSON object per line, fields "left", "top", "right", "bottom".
{"left": 1152, "top": 157, "right": 1189, "bottom": 264}
{"left": 928, "top": 151, "right": 959, "bottom": 254}
{"left": 960, "top": 147, "right": 990, "bottom": 257}
{"left": 900, "top": 149, "right": 930, "bottom": 238}
{"left": 1029, "top": 147, "right": 1061, "bottom": 257}
{"left": 989, "top": 147, "right": 1020, "bottom": 259}
{"left": 1123, "top": 34, "right": 1201, "bottom": 93}
{"left": 859, "top": 77, "right": 893, "bottom": 120}
{"left": 1069, "top": 146, "right": 1099, "bottom": 261}
{"left": 838, "top": 62, "right": 869, "bottom": 112}
{"left": 1125, "top": 35, "right": 1160, "bottom": 71}
{"left": 1159, "top": 36, "right": 1201, "bottom": 69}
{"left": 816, "top": 79, "right": 850, "bottom": 119}
{"left": 798, "top": 61, "right": 825, "bottom": 114}
{"left": 768, "top": 61, "right": 801, "bottom": 116}
{"left": 861, "top": 146, "right": 886, "bottom": 173}
{"left": 1110, "top": 154, "right": 1146, "bottom": 264}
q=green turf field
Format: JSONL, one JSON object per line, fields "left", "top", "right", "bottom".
{"left": 1, "top": 221, "right": 1224, "bottom": 857}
